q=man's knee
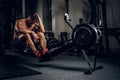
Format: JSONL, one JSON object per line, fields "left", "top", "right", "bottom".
{"left": 25, "top": 33, "right": 30, "bottom": 37}
{"left": 37, "top": 32, "right": 45, "bottom": 37}
{"left": 25, "top": 33, "right": 32, "bottom": 39}
{"left": 25, "top": 33, "right": 36, "bottom": 43}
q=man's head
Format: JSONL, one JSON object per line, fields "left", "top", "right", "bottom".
{"left": 30, "top": 13, "right": 38, "bottom": 23}
{"left": 26, "top": 13, "right": 38, "bottom": 24}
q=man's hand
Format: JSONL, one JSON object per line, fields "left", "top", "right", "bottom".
{"left": 34, "top": 23, "right": 39, "bottom": 27}
{"left": 34, "top": 12, "right": 39, "bottom": 16}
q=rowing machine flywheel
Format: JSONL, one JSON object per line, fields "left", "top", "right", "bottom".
{"left": 72, "top": 24, "right": 101, "bottom": 49}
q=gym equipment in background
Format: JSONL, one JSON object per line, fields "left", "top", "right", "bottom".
{"left": 60, "top": 32, "right": 69, "bottom": 44}
{"left": 72, "top": 23, "right": 102, "bottom": 49}
{"left": 58, "top": 13, "right": 103, "bottom": 74}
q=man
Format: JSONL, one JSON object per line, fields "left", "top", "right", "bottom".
{"left": 13, "top": 13, "right": 48, "bottom": 59}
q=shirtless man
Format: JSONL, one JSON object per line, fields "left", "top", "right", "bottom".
{"left": 13, "top": 13, "right": 48, "bottom": 59}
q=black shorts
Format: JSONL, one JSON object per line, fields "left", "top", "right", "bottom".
{"left": 13, "top": 36, "right": 26, "bottom": 49}
{"left": 13, "top": 34, "right": 35, "bottom": 48}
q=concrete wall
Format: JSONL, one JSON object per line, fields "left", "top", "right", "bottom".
{"left": 106, "top": 0, "right": 120, "bottom": 27}
{"left": 52, "top": 0, "right": 91, "bottom": 39}
{"left": 52, "top": 0, "right": 66, "bottom": 39}
{"left": 106, "top": 0, "right": 120, "bottom": 53}
{"left": 36, "top": 0, "right": 43, "bottom": 20}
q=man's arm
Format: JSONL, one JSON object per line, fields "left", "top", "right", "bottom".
{"left": 27, "top": 23, "right": 38, "bottom": 31}
{"left": 16, "top": 20, "right": 33, "bottom": 34}
{"left": 16, "top": 19, "right": 39, "bottom": 39}
{"left": 35, "top": 13, "right": 45, "bottom": 32}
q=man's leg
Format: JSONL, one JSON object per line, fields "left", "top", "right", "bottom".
{"left": 37, "top": 32, "right": 48, "bottom": 54}
{"left": 25, "top": 33, "right": 42, "bottom": 58}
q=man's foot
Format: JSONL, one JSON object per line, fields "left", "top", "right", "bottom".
{"left": 37, "top": 52, "right": 42, "bottom": 58}
{"left": 39, "top": 48, "right": 53, "bottom": 62}
{"left": 34, "top": 50, "right": 42, "bottom": 58}
{"left": 42, "top": 48, "right": 48, "bottom": 55}
{"left": 39, "top": 53, "right": 52, "bottom": 62}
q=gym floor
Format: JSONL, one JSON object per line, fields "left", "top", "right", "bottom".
{"left": 1, "top": 51, "right": 120, "bottom": 80}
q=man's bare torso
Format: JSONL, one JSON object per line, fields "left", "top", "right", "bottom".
{"left": 14, "top": 18, "right": 32, "bottom": 38}
{"left": 18, "top": 18, "right": 29, "bottom": 29}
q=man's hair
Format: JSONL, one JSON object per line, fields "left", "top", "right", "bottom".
{"left": 29, "top": 13, "right": 38, "bottom": 22}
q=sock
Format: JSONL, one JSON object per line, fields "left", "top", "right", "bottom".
{"left": 42, "top": 48, "right": 48, "bottom": 55}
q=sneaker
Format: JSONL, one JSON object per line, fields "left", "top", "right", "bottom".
{"left": 34, "top": 50, "right": 42, "bottom": 58}
{"left": 42, "top": 48, "right": 48, "bottom": 55}
{"left": 37, "top": 52, "right": 42, "bottom": 58}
